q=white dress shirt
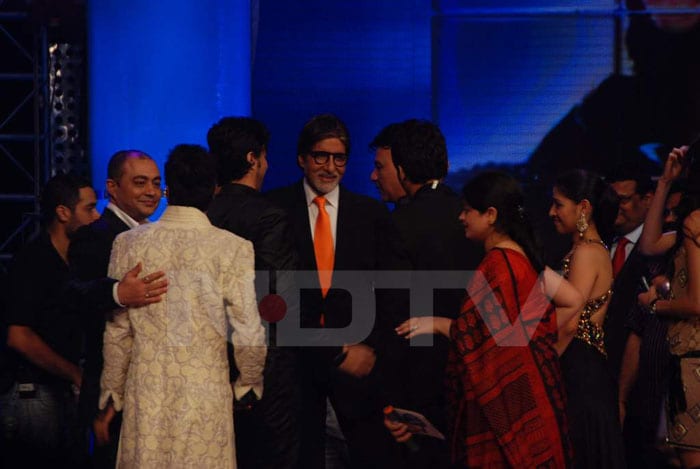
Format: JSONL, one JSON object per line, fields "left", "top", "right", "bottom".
{"left": 610, "top": 223, "right": 644, "bottom": 262}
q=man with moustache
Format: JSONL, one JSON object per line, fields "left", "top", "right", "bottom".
{"left": 267, "top": 114, "right": 408, "bottom": 468}
{"left": 69, "top": 150, "right": 166, "bottom": 467}
{"left": 207, "top": 116, "right": 301, "bottom": 468}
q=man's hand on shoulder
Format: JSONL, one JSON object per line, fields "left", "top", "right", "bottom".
{"left": 116, "top": 262, "right": 168, "bottom": 307}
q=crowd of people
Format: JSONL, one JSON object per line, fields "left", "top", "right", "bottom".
{"left": 1, "top": 113, "right": 699, "bottom": 469}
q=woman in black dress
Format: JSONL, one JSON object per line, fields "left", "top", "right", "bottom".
{"left": 549, "top": 169, "right": 626, "bottom": 468}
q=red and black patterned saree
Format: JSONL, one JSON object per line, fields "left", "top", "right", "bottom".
{"left": 446, "top": 248, "right": 571, "bottom": 468}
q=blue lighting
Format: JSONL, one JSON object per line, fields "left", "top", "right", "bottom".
{"left": 88, "top": 0, "right": 251, "bottom": 217}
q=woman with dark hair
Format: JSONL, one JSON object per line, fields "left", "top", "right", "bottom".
{"left": 549, "top": 169, "right": 626, "bottom": 468}
{"left": 391, "top": 171, "right": 582, "bottom": 467}
{"left": 638, "top": 145, "right": 700, "bottom": 468}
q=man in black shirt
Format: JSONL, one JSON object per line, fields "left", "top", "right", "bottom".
{"left": 1, "top": 174, "right": 100, "bottom": 467}
{"left": 207, "top": 117, "right": 301, "bottom": 469}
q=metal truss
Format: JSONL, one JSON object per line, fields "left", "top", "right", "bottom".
{"left": 0, "top": 8, "right": 49, "bottom": 274}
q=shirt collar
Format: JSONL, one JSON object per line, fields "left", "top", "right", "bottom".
{"left": 303, "top": 179, "right": 340, "bottom": 208}
{"left": 621, "top": 223, "right": 644, "bottom": 244}
{"left": 106, "top": 202, "right": 143, "bottom": 229}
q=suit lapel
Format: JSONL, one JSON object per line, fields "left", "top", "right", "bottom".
{"left": 292, "top": 182, "right": 317, "bottom": 271}
{"left": 102, "top": 207, "right": 131, "bottom": 236}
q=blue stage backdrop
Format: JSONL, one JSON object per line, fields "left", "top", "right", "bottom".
{"left": 88, "top": 0, "right": 631, "bottom": 207}
{"left": 88, "top": 0, "right": 251, "bottom": 216}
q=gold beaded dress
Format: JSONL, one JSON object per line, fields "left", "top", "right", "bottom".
{"left": 560, "top": 240, "right": 626, "bottom": 468}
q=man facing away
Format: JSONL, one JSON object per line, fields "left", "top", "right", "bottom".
{"left": 99, "top": 144, "right": 266, "bottom": 468}
{"left": 267, "top": 113, "right": 409, "bottom": 468}
{"left": 207, "top": 116, "right": 301, "bottom": 468}
{"left": 69, "top": 150, "right": 168, "bottom": 465}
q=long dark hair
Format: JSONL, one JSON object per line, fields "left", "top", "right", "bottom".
{"left": 462, "top": 171, "right": 544, "bottom": 272}
{"left": 554, "top": 169, "right": 619, "bottom": 244}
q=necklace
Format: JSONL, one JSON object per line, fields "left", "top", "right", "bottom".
{"left": 578, "top": 238, "right": 608, "bottom": 250}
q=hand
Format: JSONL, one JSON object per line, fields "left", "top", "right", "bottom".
{"left": 395, "top": 316, "right": 436, "bottom": 339}
{"left": 637, "top": 287, "right": 658, "bottom": 309}
{"left": 661, "top": 146, "right": 689, "bottom": 184}
{"left": 117, "top": 263, "right": 168, "bottom": 307}
{"left": 384, "top": 417, "right": 413, "bottom": 443}
{"left": 338, "top": 344, "right": 375, "bottom": 378}
{"left": 93, "top": 404, "right": 116, "bottom": 447}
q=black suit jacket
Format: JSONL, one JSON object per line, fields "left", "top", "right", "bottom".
{"left": 604, "top": 241, "right": 655, "bottom": 383}
{"left": 68, "top": 207, "right": 130, "bottom": 422}
{"left": 392, "top": 183, "right": 481, "bottom": 316}
{"left": 390, "top": 183, "right": 481, "bottom": 431}
{"left": 208, "top": 182, "right": 298, "bottom": 361}
{"left": 266, "top": 182, "right": 409, "bottom": 406}
{"left": 208, "top": 183, "right": 297, "bottom": 291}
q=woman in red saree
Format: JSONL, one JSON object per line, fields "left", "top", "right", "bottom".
{"left": 393, "top": 172, "right": 581, "bottom": 468}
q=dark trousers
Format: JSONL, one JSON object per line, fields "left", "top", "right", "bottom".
{"left": 298, "top": 352, "right": 403, "bottom": 469}
{"left": 234, "top": 347, "right": 302, "bottom": 469}
{"left": 1, "top": 382, "right": 83, "bottom": 468}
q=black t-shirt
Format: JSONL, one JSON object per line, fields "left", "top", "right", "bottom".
{"left": 3, "top": 230, "right": 82, "bottom": 384}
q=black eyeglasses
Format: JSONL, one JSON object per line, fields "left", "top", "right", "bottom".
{"left": 308, "top": 151, "right": 348, "bottom": 167}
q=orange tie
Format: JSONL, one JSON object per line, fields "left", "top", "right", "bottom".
{"left": 612, "top": 237, "right": 630, "bottom": 278}
{"left": 313, "top": 196, "right": 334, "bottom": 298}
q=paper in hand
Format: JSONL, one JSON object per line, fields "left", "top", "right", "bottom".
{"left": 387, "top": 407, "right": 445, "bottom": 440}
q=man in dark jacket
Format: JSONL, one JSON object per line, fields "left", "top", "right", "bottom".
{"left": 267, "top": 114, "right": 409, "bottom": 468}
{"left": 207, "top": 116, "right": 301, "bottom": 469}
{"left": 384, "top": 119, "right": 481, "bottom": 468}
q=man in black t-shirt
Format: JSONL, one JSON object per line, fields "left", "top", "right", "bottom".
{"left": 1, "top": 174, "right": 99, "bottom": 467}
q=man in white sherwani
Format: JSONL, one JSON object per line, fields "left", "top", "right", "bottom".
{"left": 98, "top": 144, "right": 266, "bottom": 468}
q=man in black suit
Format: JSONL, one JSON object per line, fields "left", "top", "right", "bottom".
{"left": 604, "top": 172, "right": 663, "bottom": 466}
{"left": 617, "top": 181, "right": 684, "bottom": 469}
{"left": 267, "top": 114, "right": 408, "bottom": 468}
{"left": 379, "top": 119, "right": 480, "bottom": 468}
{"left": 207, "top": 116, "right": 301, "bottom": 468}
{"left": 604, "top": 172, "right": 655, "bottom": 383}
{"left": 69, "top": 150, "right": 166, "bottom": 466}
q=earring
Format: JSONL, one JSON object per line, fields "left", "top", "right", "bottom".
{"left": 576, "top": 212, "right": 588, "bottom": 238}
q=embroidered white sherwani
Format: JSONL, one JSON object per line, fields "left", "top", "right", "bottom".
{"left": 100, "top": 206, "right": 266, "bottom": 469}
